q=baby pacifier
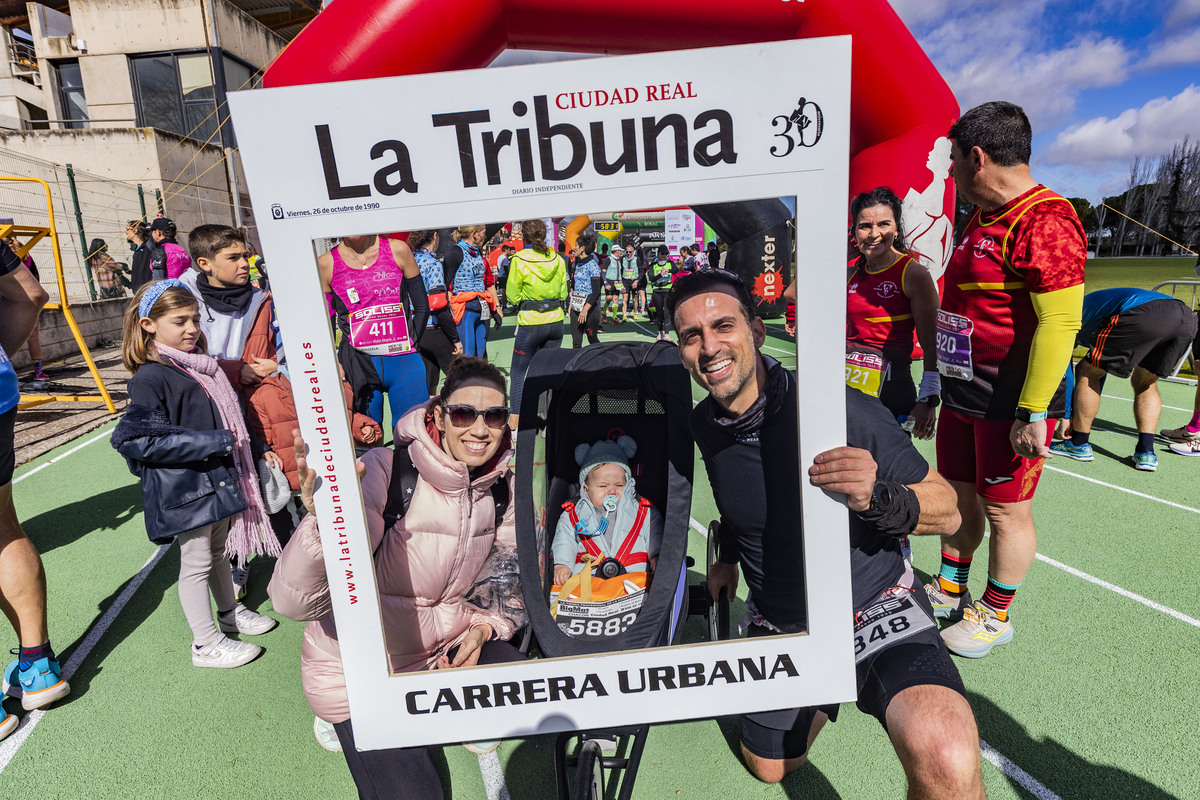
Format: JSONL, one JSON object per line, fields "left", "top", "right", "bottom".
{"left": 603, "top": 495, "right": 618, "bottom": 512}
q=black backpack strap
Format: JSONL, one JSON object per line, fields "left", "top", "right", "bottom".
{"left": 382, "top": 447, "right": 509, "bottom": 548}
{"left": 381, "top": 443, "right": 418, "bottom": 535}
{"left": 490, "top": 475, "right": 510, "bottom": 528}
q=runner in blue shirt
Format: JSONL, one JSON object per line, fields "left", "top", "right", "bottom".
{"left": 1051, "top": 287, "right": 1197, "bottom": 471}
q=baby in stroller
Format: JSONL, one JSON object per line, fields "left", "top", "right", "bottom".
{"left": 551, "top": 435, "right": 663, "bottom": 588}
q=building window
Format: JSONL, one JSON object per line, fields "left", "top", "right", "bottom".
{"left": 131, "top": 53, "right": 217, "bottom": 142}
{"left": 222, "top": 56, "right": 262, "bottom": 94}
{"left": 55, "top": 61, "right": 88, "bottom": 130}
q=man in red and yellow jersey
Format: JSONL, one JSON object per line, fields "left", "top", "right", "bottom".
{"left": 926, "top": 101, "right": 1086, "bottom": 658}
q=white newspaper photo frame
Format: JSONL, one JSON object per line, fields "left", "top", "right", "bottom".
{"left": 228, "top": 37, "right": 855, "bottom": 750}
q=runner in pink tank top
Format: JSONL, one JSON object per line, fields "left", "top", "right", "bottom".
{"left": 330, "top": 238, "right": 406, "bottom": 316}
{"left": 320, "top": 234, "right": 430, "bottom": 426}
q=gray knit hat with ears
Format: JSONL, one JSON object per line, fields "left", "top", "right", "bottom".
{"left": 575, "top": 435, "right": 637, "bottom": 486}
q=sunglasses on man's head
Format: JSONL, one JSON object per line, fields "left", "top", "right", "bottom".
{"left": 443, "top": 404, "right": 509, "bottom": 429}
{"left": 673, "top": 266, "right": 744, "bottom": 286}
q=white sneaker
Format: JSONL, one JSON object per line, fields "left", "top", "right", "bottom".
{"left": 924, "top": 581, "right": 973, "bottom": 620}
{"left": 940, "top": 602, "right": 1013, "bottom": 658}
{"left": 1160, "top": 425, "right": 1200, "bottom": 443}
{"left": 0, "top": 708, "right": 17, "bottom": 742}
{"left": 1169, "top": 438, "right": 1200, "bottom": 457}
{"left": 192, "top": 636, "right": 263, "bottom": 669}
{"left": 218, "top": 604, "right": 278, "bottom": 636}
{"left": 314, "top": 716, "right": 342, "bottom": 752}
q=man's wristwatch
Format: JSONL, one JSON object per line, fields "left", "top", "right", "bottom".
{"left": 867, "top": 480, "right": 895, "bottom": 514}
{"left": 1014, "top": 407, "right": 1049, "bottom": 423}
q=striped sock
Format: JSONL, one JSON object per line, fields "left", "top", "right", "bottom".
{"left": 980, "top": 575, "right": 1021, "bottom": 621}
{"left": 937, "top": 552, "right": 972, "bottom": 596}
{"left": 18, "top": 641, "right": 54, "bottom": 670}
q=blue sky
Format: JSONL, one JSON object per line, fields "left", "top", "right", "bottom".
{"left": 892, "top": 0, "right": 1200, "bottom": 201}
{"left": 491, "top": 1, "right": 1197, "bottom": 203}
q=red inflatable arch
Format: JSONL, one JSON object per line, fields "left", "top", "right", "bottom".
{"left": 264, "top": 0, "right": 959, "bottom": 281}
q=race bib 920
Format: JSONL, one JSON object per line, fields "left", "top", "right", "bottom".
{"left": 936, "top": 309, "right": 974, "bottom": 381}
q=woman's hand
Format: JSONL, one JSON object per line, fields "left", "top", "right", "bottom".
{"left": 359, "top": 424, "right": 378, "bottom": 444}
{"left": 263, "top": 449, "right": 283, "bottom": 470}
{"left": 438, "top": 623, "right": 493, "bottom": 669}
{"left": 452, "top": 341, "right": 464, "bottom": 355}
{"left": 294, "top": 428, "right": 365, "bottom": 517}
{"left": 294, "top": 429, "right": 317, "bottom": 516}
{"left": 553, "top": 564, "right": 571, "bottom": 586}
{"left": 910, "top": 401, "right": 938, "bottom": 440}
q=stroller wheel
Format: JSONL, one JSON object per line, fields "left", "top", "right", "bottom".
{"left": 572, "top": 739, "right": 605, "bottom": 800}
{"left": 707, "top": 521, "right": 731, "bottom": 641}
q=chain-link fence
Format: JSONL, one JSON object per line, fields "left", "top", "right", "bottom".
{"left": 0, "top": 142, "right": 252, "bottom": 304}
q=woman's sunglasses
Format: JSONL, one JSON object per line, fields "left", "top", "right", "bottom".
{"left": 443, "top": 404, "right": 509, "bottom": 429}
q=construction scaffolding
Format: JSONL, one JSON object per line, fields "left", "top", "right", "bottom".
{"left": 3, "top": 176, "right": 117, "bottom": 413}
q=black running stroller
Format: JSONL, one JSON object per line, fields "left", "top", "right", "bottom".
{"left": 514, "top": 341, "right": 726, "bottom": 800}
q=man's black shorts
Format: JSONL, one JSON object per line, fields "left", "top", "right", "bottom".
{"left": 0, "top": 406, "right": 16, "bottom": 487}
{"left": 1084, "top": 298, "right": 1198, "bottom": 379}
{"left": 621, "top": 278, "right": 635, "bottom": 294}
{"left": 740, "top": 588, "right": 966, "bottom": 761}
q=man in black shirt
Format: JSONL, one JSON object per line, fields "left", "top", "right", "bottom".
{"left": 667, "top": 270, "right": 983, "bottom": 797}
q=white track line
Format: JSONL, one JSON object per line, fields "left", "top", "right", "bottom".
{"left": 980, "top": 739, "right": 1063, "bottom": 799}
{"left": 477, "top": 750, "right": 511, "bottom": 800}
{"left": 12, "top": 429, "right": 112, "bottom": 485}
{"left": 1043, "top": 464, "right": 1200, "bottom": 515}
{"left": 697, "top": 467, "right": 1200, "bottom": 630}
{"left": 0, "top": 543, "right": 170, "bottom": 772}
{"left": 1033, "top": 550, "right": 1200, "bottom": 629}
{"left": 1101, "top": 393, "right": 1192, "bottom": 413}
{"left": 692, "top": 512, "right": 1070, "bottom": 793}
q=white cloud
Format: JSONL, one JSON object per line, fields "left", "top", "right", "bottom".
{"left": 1042, "top": 84, "right": 1200, "bottom": 166}
{"left": 1168, "top": 0, "right": 1200, "bottom": 25}
{"left": 940, "top": 36, "right": 1131, "bottom": 126}
{"left": 1140, "top": 26, "right": 1200, "bottom": 69}
{"left": 894, "top": 1, "right": 1133, "bottom": 128}
{"left": 890, "top": 0, "right": 958, "bottom": 26}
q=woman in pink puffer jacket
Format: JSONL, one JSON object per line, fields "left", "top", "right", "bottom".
{"left": 269, "top": 357, "right": 525, "bottom": 799}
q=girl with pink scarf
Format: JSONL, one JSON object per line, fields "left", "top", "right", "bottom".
{"left": 113, "top": 280, "right": 280, "bottom": 669}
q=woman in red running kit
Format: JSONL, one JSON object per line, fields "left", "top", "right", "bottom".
{"left": 845, "top": 187, "right": 941, "bottom": 438}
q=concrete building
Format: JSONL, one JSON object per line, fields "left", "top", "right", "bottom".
{"left": 0, "top": 0, "right": 320, "bottom": 239}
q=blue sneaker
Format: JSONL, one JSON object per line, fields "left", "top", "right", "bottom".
{"left": 1133, "top": 450, "right": 1158, "bottom": 472}
{"left": 2, "top": 656, "right": 70, "bottom": 711}
{"left": 0, "top": 707, "right": 17, "bottom": 742}
{"left": 1050, "top": 440, "right": 1094, "bottom": 461}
